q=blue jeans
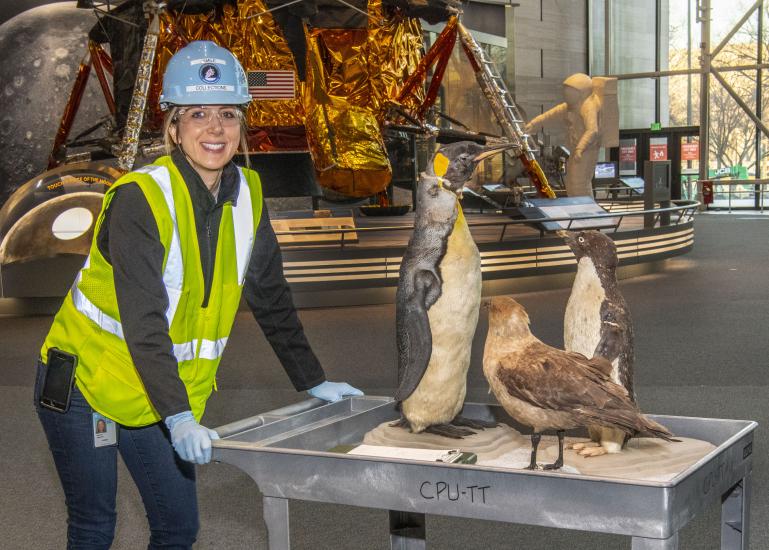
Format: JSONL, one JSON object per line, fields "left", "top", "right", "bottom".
{"left": 34, "top": 361, "right": 199, "bottom": 549}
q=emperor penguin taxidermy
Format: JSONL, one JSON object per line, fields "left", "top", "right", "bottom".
{"left": 394, "top": 141, "right": 515, "bottom": 438}
{"left": 560, "top": 229, "right": 635, "bottom": 457}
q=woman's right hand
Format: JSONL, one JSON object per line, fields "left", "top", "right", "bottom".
{"left": 165, "top": 411, "right": 220, "bottom": 464}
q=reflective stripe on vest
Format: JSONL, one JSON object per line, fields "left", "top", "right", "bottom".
{"left": 135, "top": 165, "right": 185, "bottom": 320}
{"left": 69, "top": 166, "right": 254, "bottom": 362}
{"left": 173, "top": 337, "right": 229, "bottom": 362}
{"left": 232, "top": 177, "right": 254, "bottom": 284}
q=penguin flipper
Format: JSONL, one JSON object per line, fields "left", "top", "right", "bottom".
{"left": 595, "top": 303, "right": 632, "bottom": 363}
{"left": 395, "top": 269, "right": 442, "bottom": 401}
{"left": 593, "top": 317, "right": 623, "bottom": 363}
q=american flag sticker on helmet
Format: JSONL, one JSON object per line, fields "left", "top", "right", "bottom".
{"left": 247, "top": 70, "right": 295, "bottom": 100}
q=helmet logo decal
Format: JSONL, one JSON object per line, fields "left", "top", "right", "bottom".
{"left": 199, "top": 64, "right": 220, "bottom": 84}
{"left": 162, "top": 43, "right": 251, "bottom": 106}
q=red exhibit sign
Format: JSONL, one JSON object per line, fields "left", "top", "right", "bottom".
{"left": 650, "top": 143, "right": 668, "bottom": 161}
{"left": 620, "top": 145, "right": 636, "bottom": 161}
{"left": 681, "top": 142, "right": 699, "bottom": 161}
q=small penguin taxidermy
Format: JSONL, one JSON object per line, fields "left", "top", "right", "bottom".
{"left": 561, "top": 229, "right": 635, "bottom": 457}
{"left": 394, "top": 141, "right": 515, "bottom": 438}
{"left": 483, "top": 296, "right": 677, "bottom": 470}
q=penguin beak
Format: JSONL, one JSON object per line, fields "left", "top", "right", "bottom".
{"left": 471, "top": 142, "right": 519, "bottom": 162}
{"left": 556, "top": 230, "right": 575, "bottom": 246}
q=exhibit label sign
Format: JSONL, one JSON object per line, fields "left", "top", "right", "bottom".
{"left": 649, "top": 137, "right": 668, "bottom": 161}
{"left": 681, "top": 142, "right": 699, "bottom": 161}
{"left": 619, "top": 138, "right": 637, "bottom": 175}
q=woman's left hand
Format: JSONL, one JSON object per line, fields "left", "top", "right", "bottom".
{"left": 307, "top": 381, "right": 364, "bottom": 402}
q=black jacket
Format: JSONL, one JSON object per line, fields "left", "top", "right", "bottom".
{"left": 96, "top": 150, "right": 325, "bottom": 419}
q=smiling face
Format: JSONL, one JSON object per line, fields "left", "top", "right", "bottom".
{"left": 168, "top": 105, "right": 242, "bottom": 189}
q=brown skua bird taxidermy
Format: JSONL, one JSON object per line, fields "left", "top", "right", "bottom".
{"left": 393, "top": 141, "right": 515, "bottom": 438}
{"left": 483, "top": 296, "right": 678, "bottom": 470}
{"left": 560, "top": 229, "right": 635, "bottom": 457}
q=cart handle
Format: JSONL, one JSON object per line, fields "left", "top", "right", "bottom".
{"left": 214, "top": 397, "right": 328, "bottom": 438}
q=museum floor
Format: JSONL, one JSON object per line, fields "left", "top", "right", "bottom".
{"left": 0, "top": 212, "right": 766, "bottom": 549}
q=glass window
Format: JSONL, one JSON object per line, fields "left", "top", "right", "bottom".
{"left": 708, "top": 72, "right": 756, "bottom": 175}
{"left": 664, "top": 75, "right": 700, "bottom": 127}
{"left": 680, "top": 135, "right": 700, "bottom": 200}
{"left": 668, "top": 0, "right": 700, "bottom": 71}
{"left": 761, "top": 135, "right": 769, "bottom": 207}
{"left": 595, "top": 1, "right": 765, "bottom": 193}
{"left": 763, "top": 5, "right": 769, "bottom": 68}
{"left": 711, "top": 0, "right": 757, "bottom": 50}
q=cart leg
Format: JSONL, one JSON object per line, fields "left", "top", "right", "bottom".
{"left": 389, "top": 510, "right": 426, "bottom": 550}
{"left": 721, "top": 473, "right": 751, "bottom": 550}
{"left": 263, "top": 496, "right": 290, "bottom": 550}
{"left": 630, "top": 532, "right": 679, "bottom": 549}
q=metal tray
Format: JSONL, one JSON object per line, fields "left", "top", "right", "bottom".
{"left": 213, "top": 396, "right": 756, "bottom": 550}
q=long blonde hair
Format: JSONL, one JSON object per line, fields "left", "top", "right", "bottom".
{"left": 162, "top": 106, "right": 251, "bottom": 169}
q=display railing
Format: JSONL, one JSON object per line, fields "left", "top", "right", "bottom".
{"left": 273, "top": 200, "right": 700, "bottom": 250}
{"left": 705, "top": 179, "right": 768, "bottom": 212}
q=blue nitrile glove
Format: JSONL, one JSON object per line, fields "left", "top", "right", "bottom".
{"left": 165, "top": 411, "right": 220, "bottom": 465}
{"left": 307, "top": 381, "right": 364, "bottom": 402}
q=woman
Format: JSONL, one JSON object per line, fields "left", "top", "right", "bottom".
{"left": 35, "top": 41, "right": 362, "bottom": 549}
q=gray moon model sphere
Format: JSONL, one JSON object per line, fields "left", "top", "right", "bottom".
{"left": 0, "top": 2, "right": 108, "bottom": 208}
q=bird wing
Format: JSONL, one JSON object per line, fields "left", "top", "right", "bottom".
{"left": 592, "top": 303, "right": 627, "bottom": 363}
{"left": 394, "top": 268, "right": 442, "bottom": 401}
{"left": 493, "top": 342, "right": 675, "bottom": 441}
{"left": 561, "top": 349, "right": 610, "bottom": 376}
{"left": 593, "top": 302, "right": 635, "bottom": 397}
{"left": 584, "top": 354, "right": 614, "bottom": 377}
{"left": 496, "top": 341, "right": 632, "bottom": 413}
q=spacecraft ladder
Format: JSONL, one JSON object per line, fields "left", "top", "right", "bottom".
{"left": 117, "top": 4, "right": 162, "bottom": 171}
{"left": 457, "top": 23, "right": 555, "bottom": 198}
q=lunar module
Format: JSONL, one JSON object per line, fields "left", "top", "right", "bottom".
{"left": 0, "top": 0, "right": 554, "bottom": 299}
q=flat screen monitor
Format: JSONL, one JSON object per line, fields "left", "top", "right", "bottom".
{"left": 594, "top": 162, "right": 617, "bottom": 179}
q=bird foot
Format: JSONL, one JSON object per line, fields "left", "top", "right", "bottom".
{"left": 524, "top": 461, "right": 563, "bottom": 471}
{"left": 450, "top": 415, "right": 498, "bottom": 430}
{"left": 568, "top": 440, "right": 600, "bottom": 451}
{"left": 576, "top": 445, "right": 610, "bottom": 458}
{"left": 389, "top": 417, "right": 410, "bottom": 430}
{"left": 542, "top": 458, "right": 564, "bottom": 471}
{"left": 424, "top": 423, "right": 476, "bottom": 439}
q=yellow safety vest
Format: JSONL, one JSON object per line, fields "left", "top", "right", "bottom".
{"left": 41, "top": 156, "right": 263, "bottom": 426}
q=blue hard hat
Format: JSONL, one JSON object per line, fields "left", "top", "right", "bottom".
{"left": 159, "top": 41, "right": 251, "bottom": 109}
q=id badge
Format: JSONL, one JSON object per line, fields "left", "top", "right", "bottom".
{"left": 92, "top": 412, "right": 118, "bottom": 448}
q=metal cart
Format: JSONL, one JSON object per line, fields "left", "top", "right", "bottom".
{"left": 213, "top": 396, "right": 756, "bottom": 550}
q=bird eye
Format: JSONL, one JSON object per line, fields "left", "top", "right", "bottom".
{"left": 578, "top": 237, "right": 585, "bottom": 243}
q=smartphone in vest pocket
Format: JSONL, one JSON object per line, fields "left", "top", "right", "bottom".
{"left": 40, "top": 348, "right": 78, "bottom": 413}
